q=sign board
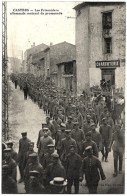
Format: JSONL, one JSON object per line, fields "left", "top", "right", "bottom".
{"left": 96, "top": 60, "right": 120, "bottom": 68}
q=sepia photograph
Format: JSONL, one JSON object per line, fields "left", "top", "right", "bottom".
{"left": 2, "top": 1, "right": 125, "bottom": 194}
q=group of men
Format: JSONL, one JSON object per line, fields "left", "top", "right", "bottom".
{"left": 2, "top": 73, "right": 125, "bottom": 194}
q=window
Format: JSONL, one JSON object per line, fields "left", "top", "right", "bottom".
{"left": 64, "top": 63, "right": 73, "bottom": 75}
{"left": 102, "top": 12, "right": 112, "bottom": 29}
{"left": 104, "top": 38, "right": 112, "bottom": 54}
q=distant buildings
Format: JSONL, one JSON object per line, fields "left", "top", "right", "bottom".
{"left": 74, "top": 2, "right": 125, "bottom": 94}
{"left": 23, "top": 41, "right": 76, "bottom": 92}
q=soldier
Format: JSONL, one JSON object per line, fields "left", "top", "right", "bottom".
{"left": 83, "top": 115, "right": 93, "bottom": 135}
{"left": 100, "top": 106, "right": 109, "bottom": 125}
{"left": 109, "top": 124, "right": 124, "bottom": 177}
{"left": 29, "top": 171, "right": 45, "bottom": 194}
{"left": 2, "top": 148, "right": 17, "bottom": 181}
{"left": 37, "top": 123, "right": 51, "bottom": 148}
{"left": 38, "top": 127, "right": 54, "bottom": 166}
{"left": 58, "top": 108, "right": 65, "bottom": 123}
{"left": 23, "top": 142, "right": 35, "bottom": 170}
{"left": 55, "top": 123, "right": 66, "bottom": 156}
{"left": 45, "top": 152, "right": 66, "bottom": 191}
{"left": 71, "top": 122, "right": 85, "bottom": 155}
{"left": 52, "top": 113, "right": 62, "bottom": 139}
{"left": 66, "top": 116, "right": 74, "bottom": 130}
{"left": 99, "top": 118, "right": 112, "bottom": 162}
{"left": 82, "top": 146, "right": 106, "bottom": 194}
{"left": 5, "top": 140, "right": 18, "bottom": 163}
{"left": 61, "top": 129, "right": 77, "bottom": 167}
{"left": 90, "top": 123, "right": 102, "bottom": 151}
{"left": 24, "top": 152, "right": 44, "bottom": 193}
{"left": 43, "top": 144, "right": 55, "bottom": 170}
{"left": 2, "top": 164, "right": 18, "bottom": 194}
{"left": 82, "top": 131, "right": 98, "bottom": 158}
{"left": 76, "top": 107, "right": 84, "bottom": 129}
{"left": 106, "top": 112, "right": 114, "bottom": 132}
{"left": 18, "top": 132, "right": 31, "bottom": 182}
{"left": 66, "top": 145, "right": 82, "bottom": 194}
{"left": 46, "top": 116, "right": 55, "bottom": 139}
{"left": 23, "top": 82, "right": 28, "bottom": 100}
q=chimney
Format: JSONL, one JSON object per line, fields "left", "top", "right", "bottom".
{"left": 50, "top": 42, "right": 53, "bottom": 46}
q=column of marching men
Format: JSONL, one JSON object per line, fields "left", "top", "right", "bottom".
{"left": 2, "top": 73, "right": 125, "bottom": 194}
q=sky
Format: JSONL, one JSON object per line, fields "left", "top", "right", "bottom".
{"left": 7, "top": 1, "right": 80, "bottom": 59}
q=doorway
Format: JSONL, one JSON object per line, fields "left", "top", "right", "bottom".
{"left": 101, "top": 68, "right": 115, "bottom": 86}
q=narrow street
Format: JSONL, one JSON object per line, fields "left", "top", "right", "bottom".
{"left": 8, "top": 79, "right": 124, "bottom": 194}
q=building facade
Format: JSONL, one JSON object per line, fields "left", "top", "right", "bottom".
{"left": 74, "top": 2, "right": 126, "bottom": 94}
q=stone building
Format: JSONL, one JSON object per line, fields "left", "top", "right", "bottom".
{"left": 29, "top": 42, "right": 76, "bottom": 90}
{"left": 24, "top": 42, "right": 48, "bottom": 73}
{"left": 74, "top": 2, "right": 126, "bottom": 94}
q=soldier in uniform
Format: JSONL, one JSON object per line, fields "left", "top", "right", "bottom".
{"left": 23, "top": 142, "right": 35, "bottom": 170}
{"left": 99, "top": 118, "right": 112, "bottom": 162}
{"left": 29, "top": 171, "right": 45, "bottom": 194}
{"left": 66, "top": 145, "right": 82, "bottom": 194}
{"left": 71, "top": 122, "right": 85, "bottom": 155}
{"left": 66, "top": 116, "right": 74, "bottom": 130}
{"left": 82, "top": 131, "right": 98, "bottom": 158}
{"left": 58, "top": 108, "right": 65, "bottom": 123}
{"left": 2, "top": 148, "right": 17, "bottom": 181}
{"left": 43, "top": 144, "right": 55, "bottom": 172}
{"left": 109, "top": 124, "right": 124, "bottom": 177}
{"left": 61, "top": 129, "right": 77, "bottom": 167}
{"left": 83, "top": 115, "right": 93, "bottom": 135}
{"left": 2, "top": 164, "right": 18, "bottom": 194}
{"left": 55, "top": 123, "right": 66, "bottom": 156}
{"left": 90, "top": 123, "right": 102, "bottom": 151}
{"left": 5, "top": 140, "right": 18, "bottom": 163}
{"left": 38, "top": 127, "right": 54, "bottom": 166}
{"left": 24, "top": 152, "right": 44, "bottom": 193}
{"left": 18, "top": 132, "right": 31, "bottom": 182}
{"left": 46, "top": 116, "right": 55, "bottom": 139}
{"left": 82, "top": 146, "right": 106, "bottom": 194}
{"left": 45, "top": 152, "right": 66, "bottom": 191}
{"left": 37, "top": 123, "right": 51, "bottom": 148}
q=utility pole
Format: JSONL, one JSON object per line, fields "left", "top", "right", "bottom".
{"left": 2, "top": 2, "right": 9, "bottom": 140}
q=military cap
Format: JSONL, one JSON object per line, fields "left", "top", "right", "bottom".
{"left": 86, "top": 114, "right": 91, "bottom": 118}
{"left": 43, "top": 127, "right": 49, "bottom": 131}
{"left": 51, "top": 152, "right": 59, "bottom": 158}
{"left": 58, "top": 108, "right": 62, "bottom": 111}
{"left": 48, "top": 144, "right": 55, "bottom": 148}
{"left": 85, "top": 146, "right": 92, "bottom": 151}
{"left": 21, "top": 132, "right": 27, "bottom": 136}
{"left": 102, "top": 117, "right": 107, "bottom": 121}
{"left": 65, "top": 129, "right": 71, "bottom": 133}
{"left": 85, "top": 131, "right": 92, "bottom": 136}
{"left": 29, "top": 152, "right": 38, "bottom": 158}
{"left": 68, "top": 116, "right": 73, "bottom": 119}
{"left": 5, "top": 140, "right": 13, "bottom": 146}
{"left": 61, "top": 123, "right": 66, "bottom": 128}
{"left": 73, "top": 121, "right": 79, "bottom": 125}
{"left": 46, "top": 115, "right": 51, "bottom": 119}
{"left": 90, "top": 123, "right": 96, "bottom": 127}
{"left": 3, "top": 148, "right": 12, "bottom": 153}
{"left": 29, "top": 170, "right": 40, "bottom": 177}
{"left": 72, "top": 105, "right": 76, "bottom": 108}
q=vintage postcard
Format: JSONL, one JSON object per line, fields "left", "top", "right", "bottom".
{"left": 2, "top": 1, "right": 125, "bottom": 194}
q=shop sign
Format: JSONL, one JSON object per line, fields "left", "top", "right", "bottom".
{"left": 96, "top": 60, "right": 120, "bottom": 68}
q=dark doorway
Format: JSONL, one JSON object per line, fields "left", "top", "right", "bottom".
{"left": 101, "top": 68, "right": 115, "bottom": 86}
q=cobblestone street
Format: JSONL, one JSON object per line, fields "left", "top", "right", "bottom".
{"left": 8, "top": 79, "right": 125, "bottom": 194}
